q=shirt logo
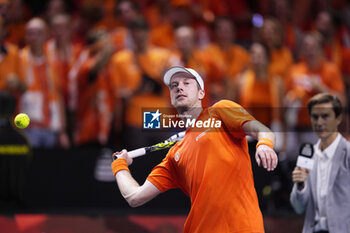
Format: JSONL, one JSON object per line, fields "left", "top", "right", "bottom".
{"left": 195, "top": 128, "right": 210, "bottom": 141}
{"left": 175, "top": 152, "right": 180, "bottom": 162}
{"left": 143, "top": 109, "right": 161, "bottom": 129}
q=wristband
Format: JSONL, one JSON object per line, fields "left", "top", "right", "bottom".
{"left": 256, "top": 138, "right": 274, "bottom": 149}
{"left": 111, "top": 158, "right": 130, "bottom": 176}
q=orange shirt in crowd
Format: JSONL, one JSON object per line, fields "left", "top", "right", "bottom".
{"left": 74, "top": 55, "right": 114, "bottom": 145}
{"left": 110, "top": 27, "right": 132, "bottom": 52}
{"left": 149, "top": 22, "right": 175, "bottom": 49}
{"left": 204, "top": 43, "right": 250, "bottom": 81}
{"left": 0, "top": 43, "right": 23, "bottom": 92}
{"left": 269, "top": 46, "right": 294, "bottom": 81}
{"left": 5, "top": 22, "right": 26, "bottom": 48}
{"left": 109, "top": 47, "right": 180, "bottom": 127}
{"left": 94, "top": 0, "right": 120, "bottom": 31}
{"left": 147, "top": 100, "right": 264, "bottom": 233}
{"left": 323, "top": 39, "right": 343, "bottom": 70}
{"left": 45, "top": 39, "right": 83, "bottom": 107}
{"left": 19, "top": 47, "right": 63, "bottom": 131}
{"left": 286, "top": 61, "right": 345, "bottom": 127}
{"left": 239, "top": 70, "right": 281, "bottom": 126}
{"left": 284, "top": 23, "right": 297, "bottom": 52}
{"left": 142, "top": 3, "right": 163, "bottom": 28}
{"left": 202, "top": 43, "right": 249, "bottom": 104}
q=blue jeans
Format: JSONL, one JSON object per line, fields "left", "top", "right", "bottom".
{"left": 25, "top": 128, "right": 57, "bottom": 148}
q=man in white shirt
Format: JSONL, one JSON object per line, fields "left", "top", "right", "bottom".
{"left": 290, "top": 93, "right": 350, "bottom": 233}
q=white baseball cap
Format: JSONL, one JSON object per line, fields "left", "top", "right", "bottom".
{"left": 163, "top": 66, "right": 204, "bottom": 90}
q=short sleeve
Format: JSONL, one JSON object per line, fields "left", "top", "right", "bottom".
{"left": 147, "top": 155, "right": 178, "bottom": 192}
{"left": 210, "top": 100, "right": 255, "bottom": 136}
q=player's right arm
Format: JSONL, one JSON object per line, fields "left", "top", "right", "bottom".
{"left": 112, "top": 150, "right": 161, "bottom": 207}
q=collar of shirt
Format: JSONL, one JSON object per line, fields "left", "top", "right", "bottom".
{"left": 314, "top": 133, "right": 341, "bottom": 160}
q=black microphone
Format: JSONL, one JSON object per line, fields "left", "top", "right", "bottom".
{"left": 296, "top": 143, "right": 314, "bottom": 189}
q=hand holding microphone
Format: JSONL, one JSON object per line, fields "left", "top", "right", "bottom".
{"left": 292, "top": 167, "right": 309, "bottom": 190}
{"left": 292, "top": 143, "right": 315, "bottom": 190}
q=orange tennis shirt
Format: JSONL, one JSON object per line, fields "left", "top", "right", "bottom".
{"left": 147, "top": 100, "right": 264, "bottom": 233}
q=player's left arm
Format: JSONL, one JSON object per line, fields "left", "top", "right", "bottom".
{"left": 242, "top": 120, "right": 278, "bottom": 171}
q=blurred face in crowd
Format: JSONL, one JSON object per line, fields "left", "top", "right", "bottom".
{"left": 0, "top": 1, "right": 8, "bottom": 19}
{"left": 272, "top": 0, "right": 290, "bottom": 21}
{"left": 310, "top": 102, "right": 341, "bottom": 141}
{"left": 118, "top": 1, "right": 138, "bottom": 25}
{"left": 316, "top": 11, "right": 333, "bottom": 38}
{"left": 301, "top": 34, "right": 322, "bottom": 62}
{"left": 169, "top": 72, "right": 204, "bottom": 111}
{"left": 26, "top": 18, "right": 47, "bottom": 49}
{"left": 171, "top": 6, "right": 191, "bottom": 28}
{"left": 46, "top": 0, "right": 66, "bottom": 22}
{"left": 260, "top": 19, "right": 283, "bottom": 48}
{"left": 250, "top": 43, "right": 269, "bottom": 70}
{"left": 131, "top": 27, "right": 148, "bottom": 50}
{"left": 175, "top": 26, "right": 195, "bottom": 54}
{"left": 214, "top": 18, "right": 234, "bottom": 45}
{"left": 51, "top": 14, "right": 71, "bottom": 42}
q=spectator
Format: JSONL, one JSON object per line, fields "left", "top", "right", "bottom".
{"left": 109, "top": 0, "right": 141, "bottom": 51}
{"left": 19, "top": 17, "right": 68, "bottom": 148}
{"left": 149, "top": 1, "right": 210, "bottom": 49}
{"left": 204, "top": 16, "right": 250, "bottom": 102}
{"left": 73, "top": 28, "right": 115, "bottom": 147}
{"left": 0, "top": 15, "right": 25, "bottom": 96}
{"left": 285, "top": 33, "right": 345, "bottom": 157}
{"left": 235, "top": 42, "right": 284, "bottom": 131}
{"left": 44, "top": 0, "right": 68, "bottom": 25}
{"left": 259, "top": 17, "right": 294, "bottom": 82}
{"left": 147, "top": 0, "right": 175, "bottom": 49}
{"left": 45, "top": 14, "right": 83, "bottom": 145}
{"left": 71, "top": 0, "right": 104, "bottom": 45}
{"left": 314, "top": 10, "right": 343, "bottom": 70}
{"left": 267, "top": 0, "right": 303, "bottom": 56}
{"left": 4, "top": 0, "right": 30, "bottom": 48}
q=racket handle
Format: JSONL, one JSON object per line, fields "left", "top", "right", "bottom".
{"left": 128, "top": 148, "right": 147, "bottom": 158}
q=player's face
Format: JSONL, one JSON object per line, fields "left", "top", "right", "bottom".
{"left": 310, "top": 102, "right": 341, "bottom": 140}
{"left": 169, "top": 72, "right": 204, "bottom": 111}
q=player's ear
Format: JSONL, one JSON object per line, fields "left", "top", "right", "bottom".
{"left": 198, "top": 89, "right": 205, "bottom": 100}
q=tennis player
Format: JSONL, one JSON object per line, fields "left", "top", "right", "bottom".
{"left": 111, "top": 66, "right": 278, "bottom": 233}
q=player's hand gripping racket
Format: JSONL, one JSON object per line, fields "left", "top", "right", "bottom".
{"left": 113, "top": 131, "right": 186, "bottom": 160}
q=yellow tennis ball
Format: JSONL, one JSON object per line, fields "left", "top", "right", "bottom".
{"left": 14, "top": 113, "right": 30, "bottom": 129}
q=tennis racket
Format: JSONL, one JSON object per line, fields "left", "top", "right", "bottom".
{"left": 113, "top": 131, "right": 186, "bottom": 160}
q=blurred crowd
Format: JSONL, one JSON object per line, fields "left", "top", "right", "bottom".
{"left": 0, "top": 0, "right": 349, "bottom": 158}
